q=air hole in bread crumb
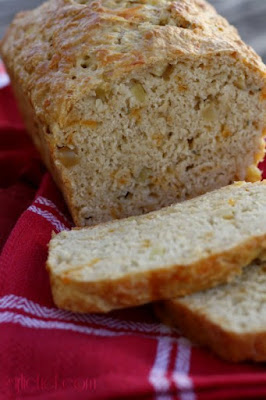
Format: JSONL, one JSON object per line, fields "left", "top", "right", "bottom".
{"left": 80, "top": 55, "right": 91, "bottom": 69}
{"left": 194, "top": 96, "right": 201, "bottom": 110}
{"left": 162, "top": 65, "right": 174, "bottom": 81}
{"left": 187, "top": 138, "right": 194, "bottom": 149}
{"left": 167, "top": 132, "right": 173, "bottom": 139}
{"left": 118, "top": 191, "right": 133, "bottom": 200}
{"left": 186, "top": 164, "right": 194, "bottom": 171}
{"left": 124, "top": 191, "right": 132, "bottom": 199}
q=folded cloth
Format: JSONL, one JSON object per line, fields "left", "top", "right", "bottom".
{"left": 0, "top": 63, "right": 266, "bottom": 400}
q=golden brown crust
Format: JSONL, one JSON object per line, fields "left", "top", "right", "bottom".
{"left": 5, "top": 67, "right": 81, "bottom": 224}
{"left": 1, "top": 0, "right": 265, "bottom": 130}
{"left": 155, "top": 301, "right": 266, "bottom": 362}
{"left": 46, "top": 234, "right": 266, "bottom": 313}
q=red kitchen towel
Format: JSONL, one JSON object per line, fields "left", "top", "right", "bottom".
{"left": 1, "top": 64, "right": 266, "bottom": 400}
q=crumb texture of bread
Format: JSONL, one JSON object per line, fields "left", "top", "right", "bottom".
{"left": 1, "top": 0, "right": 265, "bottom": 226}
{"left": 157, "top": 260, "right": 266, "bottom": 362}
{"left": 47, "top": 181, "right": 266, "bottom": 313}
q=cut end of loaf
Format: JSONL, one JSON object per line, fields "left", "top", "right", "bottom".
{"left": 53, "top": 56, "right": 266, "bottom": 226}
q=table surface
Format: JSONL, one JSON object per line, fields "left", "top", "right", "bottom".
{"left": 0, "top": 0, "right": 265, "bottom": 62}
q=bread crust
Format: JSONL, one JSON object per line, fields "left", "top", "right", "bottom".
{"left": 155, "top": 300, "right": 266, "bottom": 362}
{"left": 46, "top": 234, "right": 266, "bottom": 313}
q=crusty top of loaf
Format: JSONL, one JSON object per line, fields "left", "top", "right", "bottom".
{"left": 1, "top": 0, "right": 265, "bottom": 127}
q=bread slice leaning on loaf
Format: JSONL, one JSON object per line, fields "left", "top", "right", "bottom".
{"left": 1, "top": 0, "right": 265, "bottom": 227}
{"left": 155, "top": 260, "right": 266, "bottom": 362}
{"left": 47, "top": 181, "right": 266, "bottom": 313}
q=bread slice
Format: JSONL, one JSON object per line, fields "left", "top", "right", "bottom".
{"left": 47, "top": 181, "right": 266, "bottom": 313}
{"left": 1, "top": 0, "right": 265, "bottom": 227}
{"left": 155, "top": 260, "right": 266, "bottom": 362}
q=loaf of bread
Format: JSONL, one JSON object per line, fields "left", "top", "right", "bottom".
{"left": 47, "top": 181, "right": 266, "bottom": 313}
{"left": 1, "top": 0, "right": 265, "bottom": 226}
{"left": 155, "top": 260, "right": 266, "bottom": 362}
